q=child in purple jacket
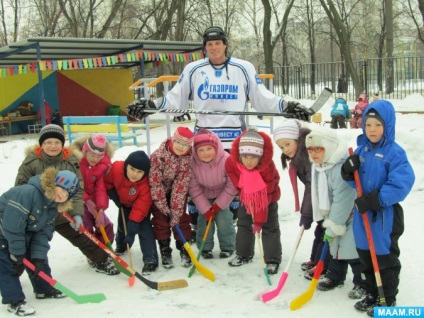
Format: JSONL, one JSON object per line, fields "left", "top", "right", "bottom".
{"left": 189, "top": 129, "right": 237, "bottom": 259}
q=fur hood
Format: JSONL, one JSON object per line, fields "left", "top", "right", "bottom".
{"left": 36, "top": 167, "right": 73, "bottom": 211}
{"left": 69, "top": 135, "right": 114, "bottom": 161}
{"left": 229, "top": 130, "right": 274, "bottom": 172}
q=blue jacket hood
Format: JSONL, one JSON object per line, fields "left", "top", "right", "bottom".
{"left": 358, "top": 100, "right": 396, "bottom": 147}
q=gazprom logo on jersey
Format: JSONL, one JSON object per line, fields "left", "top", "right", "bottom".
{"left": 198, "top": 77, "right": 239, "bottom": 101}
{"left": 255, "top": 74, "right": 263, "bottom": 84}
{"left": 375, "top": 307, "right": 424, "bottom": 317}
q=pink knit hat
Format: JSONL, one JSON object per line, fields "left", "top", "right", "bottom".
{"left": 173, "top": 127, "right": 194, "bottom": 145}
{"left": 83, "top": 134, "right": 107, "bottom": 155}
{"left": 193, "top": 129, "right": 219, "bottom": 150}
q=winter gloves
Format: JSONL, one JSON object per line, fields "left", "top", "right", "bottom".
{"left": 203, "top": 202, "right": 221, "bottom": 221}
{"left": 323, "top": 233, "right": 333, "bottom": 245}
{"left": 123, "top": 221, "right": 141, "bottom": 247}
{"left": 341, "top": 154, "right": 360, "bottom": 181}
{"left": 30, "top": 259, "right": 45, "bottom": 278}
{"left": 85, "top": 200, "right": 107, "bottom": 227}
{"left": 126, "top": 98, "right": 156, "bottom": 121}
{"left": 355, "top": 189, "right": 382, "bottom": 214}
{"left": 285, "top": 101, "right": 314, "bottom": 121}
{"left": 10, "top": 254, "right": 25, "bottom": 275}
{"left": 300, "top": 215, "right": 313, "bottom": 230}
{"left": 70, "top": 215, "right": 83, "bottom": 231}
{"left": 252, "top": 223, "right": 263, "bottom": 234}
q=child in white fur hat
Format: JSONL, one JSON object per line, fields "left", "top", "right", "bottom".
{"left": 305, "top": 127, "right": 366, "bottom": 297}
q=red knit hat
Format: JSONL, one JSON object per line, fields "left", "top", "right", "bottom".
{"left": 193, "top": 129, "right": 219, "bottom": 150}
{"left": 173, "top": 127, "right": 194, "bottom": 145}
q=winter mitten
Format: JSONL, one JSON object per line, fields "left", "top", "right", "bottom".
{"left": 323, "top": 233, "right": 333, "bottom": 245}
{"left": 126, "top": 220, "right": 141, "bottom": 236}
{"left": 299, "top": 215, "right": 313, "bottom": 230}
{"left": 355, "top": 189, "right": 382, "bottom": 213}
{"left": 203, "top": 208, "right": 216, "bottom": 221}
{"left": 85, "top": 199, "right": 96, "bottom": 216}
{"left": 341, "top": 155, "right": 360, "bottom": 181}
{"left": 252, "top": 223, "right": 263, "bottom": 234}
{"left": 123, "top": 235, "right": 135, "bottom": 247}
{"left": 284, "top": 101, "right": 313, "bottom": 121}
{"left": 70, "top": 215, "right": 83, "bottom": 231}
{"left": 95, "top": 209, "right": 106, "bottom": 227}
{"left": 30, "top": 259, "right": 45, "bottom": 278}
{"left": 10, "top": 254, "right": 25, "bottom": 275}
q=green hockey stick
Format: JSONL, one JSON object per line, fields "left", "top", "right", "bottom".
{"left": 23, "top": 258, "right": 106, "bottom": 304}
{"left": 188, "top": 217, "right": 213, "bottom": 278}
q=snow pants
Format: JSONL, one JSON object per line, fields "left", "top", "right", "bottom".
{"left": 235, "top": 202, "right": 282, "bottom": 264}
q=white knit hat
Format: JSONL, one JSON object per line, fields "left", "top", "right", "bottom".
{"left": 273, "top": 119, "right": 301, "bottom": 142}
{"left": 239, "top": 129, "right": 264, "bottom": 157}
{"left": 305, "top": 127, "right": 339, "bottom": 163}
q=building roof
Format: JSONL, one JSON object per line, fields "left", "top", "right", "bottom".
{"left": 0, "top": 37, "right": 203, "bottom": 67}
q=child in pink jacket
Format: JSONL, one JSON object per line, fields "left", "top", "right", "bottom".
{"left": 70, "top": 135, "right": 115, "bottom": 246}
{"left": 189, "top": 129, "right": 237, "bottom": 259}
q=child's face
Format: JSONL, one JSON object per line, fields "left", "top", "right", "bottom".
{"left": 196, "top": 145, "right": 216, "bottom": 163}
{"left": 54, "top": 186, "right": 69, "bottom": 203}
{"left": 365, "top": 118, "right": 384, "bottom": 143}
{"left": 172, "top": 140, "right": 191, "bottom": 156}
{"left": 307, "top": 146, "right": 325, "bottom": 164}
{"left": 85, "top": 151, "right": 104, "bottom": 166}
{"left": 41, "top": 138, "right": 63, "bottom": 157}
{"left": 126, "top": 164, "right": 145, "bottom": 182}
{"left": 275, "top": 138, "right": 298, "bottom": 158}
{"left": 240, "top": 155, "right": 260, "bottom": 170}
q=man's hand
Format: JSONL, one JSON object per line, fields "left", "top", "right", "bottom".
{"left": 126, "top": 98, "right": 156, "bottom": 120}
{"left": 285, "top": 101, "right": 313, "bottom": 121}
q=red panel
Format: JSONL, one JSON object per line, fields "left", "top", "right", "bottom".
{"left": 56, "top": 72, "right": 110, "bottom": 116}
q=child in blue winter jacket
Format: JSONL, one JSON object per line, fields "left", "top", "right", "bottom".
{"left": 341, "top": 100, "right": 415, "bottom": 316}
{"left": 330, "top": 97, "right": 351, "bottom": 129}
{"left": 0, "top": 168, "right": 79, "bottom": 317}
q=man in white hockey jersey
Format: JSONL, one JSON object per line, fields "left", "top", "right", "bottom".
{"left": 127, "top": 26, "right": 312, "bottom": 150}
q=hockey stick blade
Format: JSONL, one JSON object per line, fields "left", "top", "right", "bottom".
{"left": 23, "top": 258, "right": 106, "bottom": 304}
{"left": 261, "top": 226, "right": 305, "bottom": 302}
{"left": 174, "top": 224, "right": 215, "bottom": 282}
{"left": 309, "top": 87, "right": 332, "bottom": 114}
{"left": 290, "top": 240, "right": 329, "bottom": 310}
{"left": 62, "top": 212, "right": 189, "bottom": 291}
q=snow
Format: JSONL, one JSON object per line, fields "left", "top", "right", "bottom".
{"left": 1, "top": 94, "right": 423, "bottom": 317}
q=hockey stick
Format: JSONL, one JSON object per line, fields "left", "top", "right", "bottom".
{"left": 188, "top": 217, "right": 213, "bottom": 278}
{"left": 23, "top": 258, "right": 106, "bottom": 304}
{"left": 94, "top": 208, "right": 134, "bottom": 284}
{"left": 261, "top": 225, "right": 305, "bottom": 302}
{"left": 174, "top": 224, "right": 215, "bottom": 282}
{"left": 290, "top": 240, "right": 329, "bottom": 310}
{"left": 251, "top": 209, "right": 271, "bottom": 286}
{"left": 349, "top": 148, "right": 386, "bottom": 306}
{"left": 120, "top": 207, "right": 135, "bottom": 286}
{"left": 140, "top": 87, "right": 333, "bottom": 118}
{"left": 62, "top": 212, "right": 188, "bottom": 291}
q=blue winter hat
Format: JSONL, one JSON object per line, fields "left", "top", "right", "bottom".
{"left": 55, "top": 170, "right": 79, "bottom": 199}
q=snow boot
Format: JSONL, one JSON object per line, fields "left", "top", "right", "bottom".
{"left": 367, "top": 300, "right": 396, "bottom": 317}
{"left": 348, "top": 285, "right": 367, "bottom": 299}
{"left": 300, "top": 260, "right": 315, "bottom": 271}
{"left": 94, "top": 257, "right": 120, "bottom": 275}
{"left": 35, "top": 288, "right": 66, "bottom": 299}
{"left": 7, "top": 301, "right": 35, "bottom": 316}
{"left": 266, "top": 263, "right": 279, "bottom": 275}
{"left": 317, "top": 277, "right": 344, "bottom": 291}
{"left": 304, "top": 265, "right": 327, "bottom": 280}
{"left": 142, "top": 263, "right": 158, "bottom": 276}
{"left": 180, "top": 246, "right": 192, "bottom": 268}
{"left": 201, "top": 250, "right": 213, "bottom": 259}
{"left": 159, "top": 239, "right": 174, "bottom": 269}
{"left": 219, "top": 250, "right": 234, "bottom": 259}
{"left": 87, "top": 258, "right": 96, "bottom": 268}
{"left": 228, "top": 255, "right": 253, "bottom": 267}
{"left": 114, "top": 244, "right": 126, "bottom": 256}
{"left": 354, "top": 294, "right": 379, "bottom": 312}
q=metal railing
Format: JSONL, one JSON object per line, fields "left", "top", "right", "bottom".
{"left": 259, "top": 56, "right": 424, "bottom": 101}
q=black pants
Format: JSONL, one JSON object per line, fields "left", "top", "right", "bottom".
{"left": 331, "top": 114, "right": 346, "bottom": 129}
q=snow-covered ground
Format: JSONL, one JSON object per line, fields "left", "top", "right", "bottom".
{"left": 0, "top": 93, "right": 423, "bottom": 317}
